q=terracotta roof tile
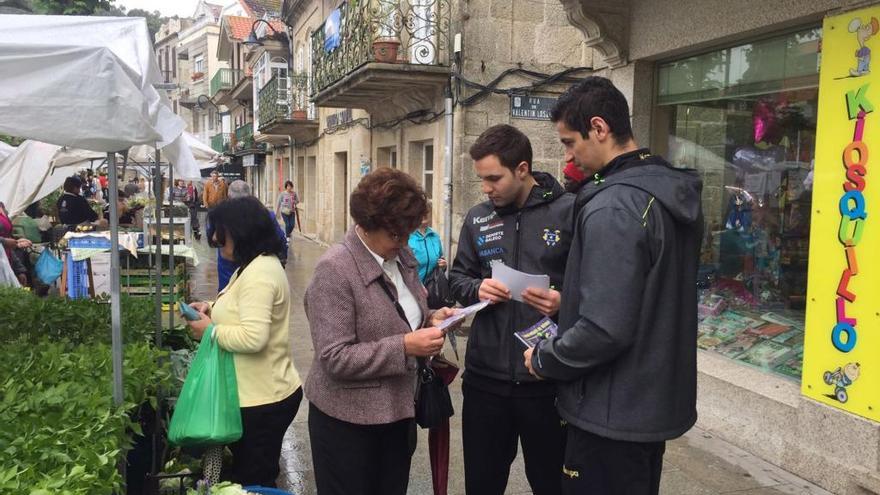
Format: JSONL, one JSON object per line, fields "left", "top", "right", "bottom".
{"left": 225, "top": 15, "right": 255, "bottom": 41}
{"left": 223, "top": 14, "right": 286, "bottom": 43}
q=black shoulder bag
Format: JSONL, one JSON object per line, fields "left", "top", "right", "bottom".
{"left": 424, "top": 265, "right": 454, "bottom": 310}
{"left": 377, "top": 277, "right": 454, "bottom": 429}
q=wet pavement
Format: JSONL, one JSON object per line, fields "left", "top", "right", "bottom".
{"left": 189, "top": 232, "right": 832, "bottom": 495}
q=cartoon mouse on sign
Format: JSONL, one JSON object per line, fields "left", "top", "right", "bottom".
{"left": 823, "top": 362, "right": 860, "bottom": 404}
{"left": 850, "top": 17, "right": 879, "bottom": 77}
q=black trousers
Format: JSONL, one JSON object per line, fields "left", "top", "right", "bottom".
{"left": 462, "top": 382, "right": 564, "bottom": 495}
{"left": 225, "top": 388, "right": 303, "bottom": 487}
{"left": 308, "top": 403, "right": 416, "bottom": 495}
{"left": 562, "top": 425, "right": 666, "bottom": 495}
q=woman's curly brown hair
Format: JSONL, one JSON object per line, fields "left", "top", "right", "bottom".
{"left": 350, "top": 167, "right": 428, "bottom": 237}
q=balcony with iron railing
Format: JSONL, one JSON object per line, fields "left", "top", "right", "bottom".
{"left": 233, "top": 122, "right": 268, "bottom": 154}
{"left": 235, "top": 122, "right": 254, "bottom": 151}
{"left": 310, "top": 0, "right": 451, "bottom": 120}
{"left": 210, "top": 68, "right": 242, "bottom": 98}
{"left": 211, "top": 132, "right": 234, "bottom": 154}
{"left": 257, "top": 74, "right": 319, "bottom": 142}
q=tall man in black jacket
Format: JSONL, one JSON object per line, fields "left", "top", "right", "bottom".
{"left": 525, "top": 76, "right": 703, "bottom": 494}
{"left": 450, "top": 124, "right": 575, "bottom": 495}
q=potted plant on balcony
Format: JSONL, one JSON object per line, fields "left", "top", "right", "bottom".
{"left": 372, "top": 0, "right": 401, "bottom": 63}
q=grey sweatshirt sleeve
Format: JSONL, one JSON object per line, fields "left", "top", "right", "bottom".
{"left": 533, "top": 207, "right": 648, "bottom": 381}
{"left": 448, "top": 221, "right": 483, "bottom": 306}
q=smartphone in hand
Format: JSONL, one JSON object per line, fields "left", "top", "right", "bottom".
{"left": 178, "top": 302, "right": 202, "bottom": 321}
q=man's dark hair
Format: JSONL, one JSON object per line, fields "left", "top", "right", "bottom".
{"left": 551, "top": 76, "right": 634, "bottom": 145}
{"left": 284, "top": 180, "right": 294, "bottom": 189}
{"left": 25, "top": 203, "right": 42, "bottom": 218}
{"left": 207, "top": 196, "right": 285, "bottom": 269}
{"left": 469, "top": 124, "right": 533, "bottom": 173}
{"left": 63, "top": 176, "right": 83, "bottom": 194}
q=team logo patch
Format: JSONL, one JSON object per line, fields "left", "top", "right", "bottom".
{"left": 542, "top": 228, "right": 561, "bottom": 247}
{"left": 476, "top": 230, "right": 504, "bottom": 246}
{"left": 480, "top": 220, "right": 504, "bottom": 232}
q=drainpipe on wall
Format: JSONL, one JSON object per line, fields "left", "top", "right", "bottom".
{"left": 443, "top": 83, "right": 453, "bottom": 272}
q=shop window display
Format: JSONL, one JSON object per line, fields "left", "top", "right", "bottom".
{"left": 655, "top": 27, "right": 821, "bottom": 381}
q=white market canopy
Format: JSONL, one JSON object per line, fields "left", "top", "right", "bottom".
{"left": 0, "top": 140, "right": 103, "bottom": 217}
{"left": 128, "top": 132, "right": 222, "bottom": 169}
{"left": 0, "top": 141, "right": 14, "bottom": 161}
{"left": 0, "top": 132, "right": 221, "bottom": 218}
{"left": 0, "top": 15, "right": 200, "bottom": 178}
{"left": 0, "top": 14, "right": 205, "bottom": 406}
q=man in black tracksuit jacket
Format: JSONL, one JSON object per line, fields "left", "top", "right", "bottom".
{"left": 450, "top": 124, "right": 575, "bottom": 495}
{"left": 526, "top": 77, "right": 703, "bottom": 494}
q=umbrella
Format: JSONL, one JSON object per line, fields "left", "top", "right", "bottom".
{"left": 428, "top": 361, "right": 459, "bottom": 495}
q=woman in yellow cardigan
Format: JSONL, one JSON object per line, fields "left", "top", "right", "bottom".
{"left": 188, "top": 196, "right": 301, "bottom": 487}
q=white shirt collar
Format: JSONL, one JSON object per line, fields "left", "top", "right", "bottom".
{"left": 355, "top": 226, "right": 399, "bottom": 268}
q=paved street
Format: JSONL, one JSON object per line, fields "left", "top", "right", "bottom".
{"left": 190, "top": 234, "right": 832, "bottom": 495}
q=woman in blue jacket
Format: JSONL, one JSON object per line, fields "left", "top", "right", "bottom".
{"left": 408, "top": 201, "right": 446, "bottom": 284}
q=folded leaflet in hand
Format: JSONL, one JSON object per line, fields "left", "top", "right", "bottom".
{"left": 515, "top": 316, "right": 558, "bottom": 348}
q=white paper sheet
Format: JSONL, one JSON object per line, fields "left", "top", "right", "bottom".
{"left": 438, "top": 300, "right": 490, "bottom": 330}
{"left": 492, "top": 262, "right": 550, "bottom": 302}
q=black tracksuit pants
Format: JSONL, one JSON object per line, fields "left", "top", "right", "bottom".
{"left": 462, "top": 382, "right": 564, "bottom": 495}
{"left": 561, "top": 424, "right": 666, "bottom": 495}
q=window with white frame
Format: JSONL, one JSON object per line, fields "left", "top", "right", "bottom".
{"left": 194, "top": 54, "right": 205, "bottom": 75}
{"left": 271, "top": 58, "right": 290, "bottom": 116}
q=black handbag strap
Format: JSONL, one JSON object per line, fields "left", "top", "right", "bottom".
{"left": 376, "top": 277, "right": 432, "bottom": 378}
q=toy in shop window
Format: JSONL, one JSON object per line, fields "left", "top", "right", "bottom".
{"left": 724, "top": 187, "right": 754, "bottom": 232}
{"left": 823, "top": 362, "right": 860, "bottom": 403}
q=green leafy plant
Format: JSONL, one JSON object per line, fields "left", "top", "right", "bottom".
{"left": 0, "top": 288, "right": 177, "bottom": 494}
{"left": 0, "top": 340, "right": 170, "bottom": 494}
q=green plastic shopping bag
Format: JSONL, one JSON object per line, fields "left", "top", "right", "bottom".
{"left": 168, "top": 326, "right": 242, "bottom": 446}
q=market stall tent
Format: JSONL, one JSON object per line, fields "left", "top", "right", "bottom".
{"left": 0, "top": 131, "right": 224, "bottom": 219}
{"left": 0, "top": 15, "right": 199, "bottom": 178}
{"left": 0, "top": 141, "right": 14, "bottom": 161}
{"left": 0, "top": 14, "right": 195, "bottom": 406}
{"left": 0, "top": 140, "right": 104, "bottom": 217}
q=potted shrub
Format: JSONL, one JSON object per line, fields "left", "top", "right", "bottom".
{"left": 372, "top": 38, "right": 400, "bottom": 63}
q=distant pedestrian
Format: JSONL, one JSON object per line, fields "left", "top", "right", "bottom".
{"left": 186, "top": 180, "right": 201, "bottom": 240}
{"left": 525, "top": 76, "right": 704, "bottom": 495}
{"left": 408, "top": 200, "right": 446, "bottom": 287}
{"left": 203, "top": 170, "right": 228, "bottom": 209}
{"left": 275, "top": 180, "right": 299, "bottom": 238}
{"left": 562, "top": 160, "right": 586, "bottom": 193}
{"left": 213, "top": 180, "right": 287, "bottom": 291}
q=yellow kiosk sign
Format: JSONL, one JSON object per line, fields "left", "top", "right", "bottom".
{"left": 804, "top": 6, "right": 880, "bottom": 422}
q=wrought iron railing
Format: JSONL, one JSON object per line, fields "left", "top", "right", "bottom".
{"left": 211, "top": 132, "right": 234, "bottom": 153}
{"left": 235, "top": 122, "right": 254, "bottom": 150}
{"left": 210, "top": 68, "right": 242, "bottom": 97}
{"left": 258, "top": 74, "right": 314, "bottom": 130}
{"left": 310, "top": 0, "right": 451, "bottom": 94}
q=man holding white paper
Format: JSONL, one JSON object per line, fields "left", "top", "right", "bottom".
{"left": 449, "top": 124, "right": 575, "bottom": 495}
